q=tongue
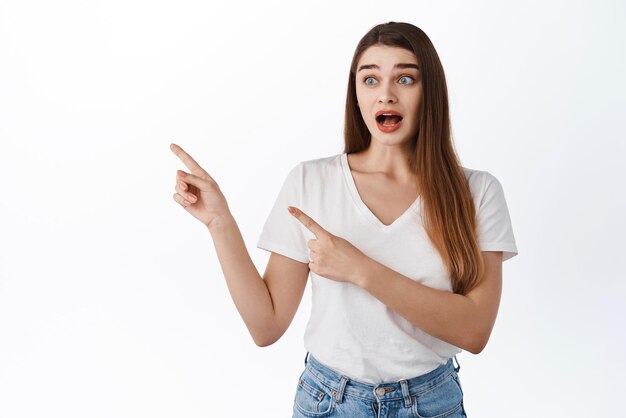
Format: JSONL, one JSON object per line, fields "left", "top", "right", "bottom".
{"left": 381, "top": 115, "right": 402, "bottom": 126}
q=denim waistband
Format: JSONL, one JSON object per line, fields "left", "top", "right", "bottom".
{"left": 303, "top": 353, "right": 459, "bottom": 404}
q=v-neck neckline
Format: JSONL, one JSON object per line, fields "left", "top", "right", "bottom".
{"left": 340, "top": 153, "right": 421, "bottom": 230}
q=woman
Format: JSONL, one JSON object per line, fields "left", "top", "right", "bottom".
{"left": 170, "top": 21, "right": 517, "bottom": 418}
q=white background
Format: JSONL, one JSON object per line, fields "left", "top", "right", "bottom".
{"left": 1, "top": 0, "right": 625, "bottom": 416}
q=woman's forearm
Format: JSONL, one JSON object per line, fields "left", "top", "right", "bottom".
{"left": 356, "top": 258, "right": 498, "bottom": 355}
{"left": 206, "top": 214, "right": 277, "bottom": 346}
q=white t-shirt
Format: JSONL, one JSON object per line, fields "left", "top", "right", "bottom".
{"left": 256, "top": 153, "right": 518, "bottom": 384}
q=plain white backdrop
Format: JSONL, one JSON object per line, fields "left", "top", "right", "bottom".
{"left": 1, "top": 0, "right": 624, "bottom": 416}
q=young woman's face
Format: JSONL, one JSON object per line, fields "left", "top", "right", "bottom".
{"left": 355, "top": 44, "right": 422, "bottom": 147}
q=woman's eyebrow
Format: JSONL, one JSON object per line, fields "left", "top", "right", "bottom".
{"left": 357, "top": 63, "right": 420, "bottom": 72}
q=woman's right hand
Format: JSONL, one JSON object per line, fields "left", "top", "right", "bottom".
{"left": 170, "top": 143, "right": 231, "bottom": 228}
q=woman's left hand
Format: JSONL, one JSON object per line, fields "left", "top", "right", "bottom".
{"left": 288, "top": 206, "right": 371, "bottom": 285}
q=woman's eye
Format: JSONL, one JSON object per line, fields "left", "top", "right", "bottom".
{"left": 364, "top": 77, "right": 377, "bottom": 85}
{"left": 398, "top": 76, "right": 415, "bottom": 85}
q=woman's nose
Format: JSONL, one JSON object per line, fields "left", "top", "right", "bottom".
{"left": 377, "top": 85, "right": 397, "bottom": 104}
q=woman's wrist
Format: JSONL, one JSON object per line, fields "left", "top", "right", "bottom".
{"left": 351, "top": 255, "right": 380, "bottom": 288}
{"left": 205, "top": 212, "right": 235, "bottom": 232}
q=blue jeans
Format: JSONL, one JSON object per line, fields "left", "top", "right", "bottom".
{"left": 293, "top": 353, "right": 467, "bottom": 418}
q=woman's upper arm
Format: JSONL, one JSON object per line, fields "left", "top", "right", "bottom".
{"left": 261, "top": 252, "right": 309, "bottom": 344}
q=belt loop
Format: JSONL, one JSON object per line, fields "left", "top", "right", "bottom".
{"left": 453, "top": 355, "right": 461, "bottom": 372}
{"left": 400, "top": 379, "right": 411, "bottom": 408}
{"left": 304, "top": 352, "right": 309, "bottom": 366}
{"left": 334, "top": 376, "right": 348, "bottom": 404}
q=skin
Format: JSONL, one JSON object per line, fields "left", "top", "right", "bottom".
{"left": 171, "top": 143, "right": 309, "bottom": 347}
{"left": 170, "top": 44, "right": 504, "bottom": 354}
{"left": 353, "top": 44, "right": 422, "bottom": 183}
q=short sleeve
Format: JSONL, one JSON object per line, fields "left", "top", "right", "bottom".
{"left": 476, "top": 172, "right": 518, "bottom": 262}
{"left": 256, "top": 163, "right": 310, "bottom": 263}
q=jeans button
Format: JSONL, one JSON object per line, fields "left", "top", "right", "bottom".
{"left": 375, "top": 387, "right": 386, "bottom": 396}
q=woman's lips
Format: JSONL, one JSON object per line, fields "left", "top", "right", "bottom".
{"left": 375, "top": 110, "right": 404, "bottom": 133}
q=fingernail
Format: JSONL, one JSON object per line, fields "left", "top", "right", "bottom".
{"left": 178, "top": 170, "right": 186, "bottom": 177}
{"left": 288, "top": 206, "right": 296, "bottom": 214}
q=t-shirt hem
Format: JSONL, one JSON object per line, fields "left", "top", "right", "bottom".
{"left": 256, "top": 239, "right": 310, "bottom": 264}
{"left": 479, "top": 242, "right": 518, "bottom": 261}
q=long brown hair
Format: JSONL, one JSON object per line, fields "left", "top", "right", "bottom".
{"left": 343, "top": 22, "right": 484, "bottom": 295}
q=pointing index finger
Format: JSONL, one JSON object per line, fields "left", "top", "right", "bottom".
{"left": 288, "top": 206, "right": 327, "bottom": 238}
{"left": 170, "top": 143, "right": 210, "bottom": 178}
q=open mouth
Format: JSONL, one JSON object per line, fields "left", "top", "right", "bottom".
{"left": 376, "top": 114, "right": 403, "bottom": 126}
{"left": 375, "top": 110, "right": 404, "bottom": 132}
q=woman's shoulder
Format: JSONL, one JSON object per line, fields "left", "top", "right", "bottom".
{"left": 279, "top": 154, "right": 344, "bottom": 187}
{"left": 460, "top": 166, "right": 504, "bottom": 202}
{"left": 298, "top": 153, "right": 343, "bottom": 169}
{"left": 461, "top": 165, "right": 500, "bottom": 185}
{"left": 287, "top": 153, "right": 344, "bottom": 176}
